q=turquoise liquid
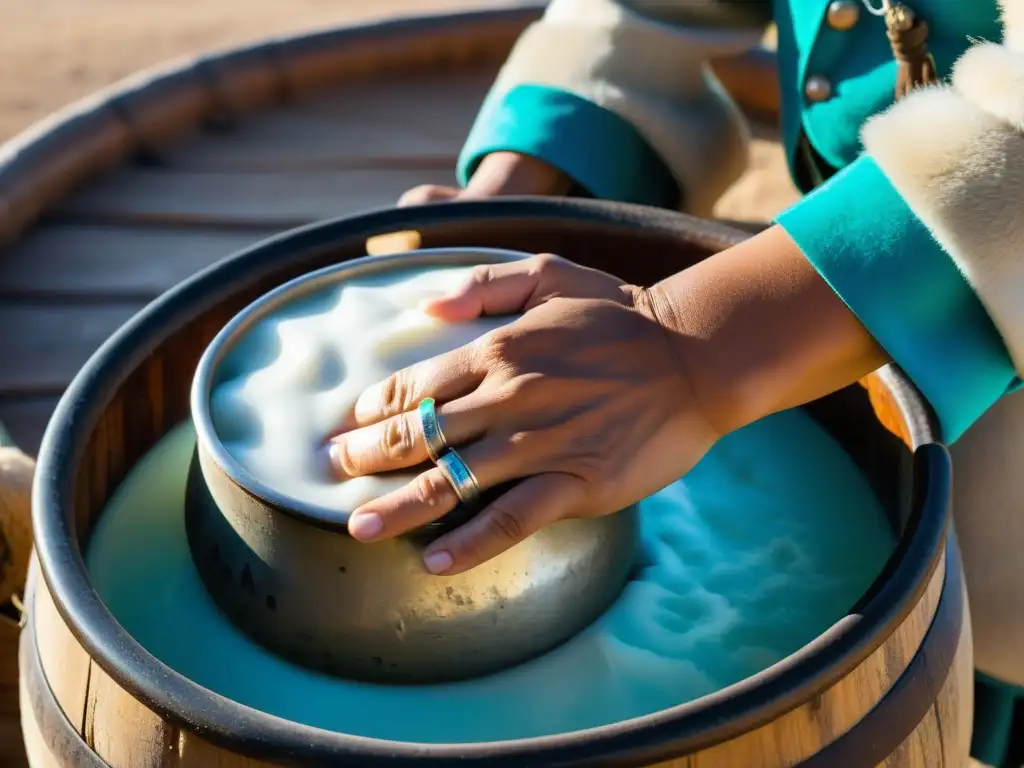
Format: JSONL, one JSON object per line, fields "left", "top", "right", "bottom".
{"left": 86, "top": 410, "right": 894, "bottom": 743}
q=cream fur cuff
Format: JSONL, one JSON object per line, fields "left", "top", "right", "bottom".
{"left": 490, "top": 0, "right": 764, "bottom": 216}
{"left": 862, "top": 0, "right": 1024, "bottom": 374}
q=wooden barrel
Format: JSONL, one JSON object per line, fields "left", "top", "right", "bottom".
{"left": 0, "top": 5, "right": 959, "bottom": 765}
{"left": 18, "top": 196, "right": 970, "bottom": 767}
{"left": 0, "top": 8, "right": 786, "bottom": 765}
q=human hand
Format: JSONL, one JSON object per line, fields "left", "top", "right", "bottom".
{"left": 328, "top": 255, "right": 720, "bottom": 575}
{"left": 398, "top": 151, "right": 573, "bottom": 207}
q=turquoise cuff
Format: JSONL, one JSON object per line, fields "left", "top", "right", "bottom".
{"left": 457, "top": 83, "right": 680, "bottom": 209}
{"left": 776, "top": 155, "right": 1018, "bottom": 443}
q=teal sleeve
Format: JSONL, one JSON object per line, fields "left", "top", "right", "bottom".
{"left": 457, "top": 83, "right": 680, "bottom": 209}
{"left": 776, "top": 155, "right": 1020, "bottom": 443}
{"left": 972, "top": 672, "right": 1022, "bottom": 767}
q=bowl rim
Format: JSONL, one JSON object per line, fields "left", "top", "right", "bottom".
{"left": 31, "top": 198, "right": 952, "bottom": 766}
{"left": 190, "top": 246, "right": 534, "bottom": 531}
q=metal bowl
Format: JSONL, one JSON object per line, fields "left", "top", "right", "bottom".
{"left": 186, "top": 247, "right": 640, "bottom": 684}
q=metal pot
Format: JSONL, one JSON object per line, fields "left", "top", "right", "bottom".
{"left": 186, "top": 247, "right": 640, "bottom": 684}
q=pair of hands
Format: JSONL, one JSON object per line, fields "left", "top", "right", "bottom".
{"left": 328, "top": 255, "right": 722, "bottom": 577}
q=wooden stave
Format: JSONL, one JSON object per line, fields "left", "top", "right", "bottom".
{"left": 22, "top": 197, "right": 960, "bottom": 767}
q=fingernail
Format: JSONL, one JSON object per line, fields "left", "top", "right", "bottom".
{"left": 327, "top": 442, "right": 347, "bottom": 475}
{"left": 423, "top": 550, "right": 454, "bottom": 575}
{"left": 349, "top": 512, "right": 384, "bottom": 541}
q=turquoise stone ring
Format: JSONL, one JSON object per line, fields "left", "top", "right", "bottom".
{"left": 436, "top": 449, "right": 482, "bottom": 505}
{"left": 418, "top": 397, "right": 449, "bottom": 463}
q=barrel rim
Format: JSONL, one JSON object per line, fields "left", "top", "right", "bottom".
{"left": 796, "top": 532, "right": 964, "bottom": 767}
{"left": 32, "top": 197, "right": 952, "bottom": 766}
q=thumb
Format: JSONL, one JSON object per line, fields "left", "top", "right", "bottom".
{"left": 397, "top": 184, "right": 462, "bottom": 207}
{"left": 422, "top": 255, "right": 557, "bottom": 322}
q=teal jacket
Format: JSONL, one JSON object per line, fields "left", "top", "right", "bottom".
{"left": 456, "top": 0, "right": 1020, "bottom": 444}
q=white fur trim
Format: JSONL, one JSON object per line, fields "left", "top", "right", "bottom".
{"left": 1000, "top": 0, "right": 1024, "bottom": 51}
{"left": 862, "top": 80, "right": 1024, "bottom": 373}
{"left": 487, "top": 0, "right": 764, "bottom": 216}
{"left": 865, "top": 8, "right": 1024, "bottom": 682}
{"left": 954, "top": 43, "right": 1024, "bottom": 131}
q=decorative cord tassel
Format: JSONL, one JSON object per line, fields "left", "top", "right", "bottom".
{"left": 884, "top": 2, "right": 939, "bottom": 99}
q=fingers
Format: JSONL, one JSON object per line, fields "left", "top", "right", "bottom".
{"left": 329, "top": 391, "right": 491, "bottom": 477}
{"left": 347, "top": 467, "right": 460, "bottom": 542}
{"left": 398, "top": 184, "right": 461, "bottom": 207}
{"left": 335, "top": 345, "right": 481, "bottom": 433}
{"left": 423, "top": 473, "right": 587, "bottom": 575}
{"left": 345, "top": 436, "right": 532, "bottom": 544}
{"left": 421, "top": 253, "right": 562, "bottom": 322}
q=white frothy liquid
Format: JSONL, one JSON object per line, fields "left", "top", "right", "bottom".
{"left": 209, "top": 267, "right": 512, "bottom": 513}
{"left": 86, "top": 265, "right": 896, "bottom": 743}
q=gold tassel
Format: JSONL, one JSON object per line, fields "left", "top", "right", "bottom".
{"left": 883, "top": 2, "right": 939, "bottom": 99}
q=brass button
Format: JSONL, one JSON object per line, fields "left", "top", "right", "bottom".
{"left": 826, "top": 0, "right": 861, "bottom": 31}
{"left": 805, "top": 74, "right": 833, "bottom": 103}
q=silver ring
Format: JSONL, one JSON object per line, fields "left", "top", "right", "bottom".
{"left": 418, "top": 397, "right": 449, "bottom": 463}
{"left": 436, "top": 449, "right": 481, "bottom": 505}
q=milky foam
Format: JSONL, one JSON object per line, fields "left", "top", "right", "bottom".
{"left": 209, "top": 267, "right": 512, "bottom": 512}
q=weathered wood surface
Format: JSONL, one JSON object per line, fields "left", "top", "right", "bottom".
{"left": 58, "top": 167, "right": 460, "bottom": 226}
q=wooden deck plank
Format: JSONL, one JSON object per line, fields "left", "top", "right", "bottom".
{"left": 162, "top": 114, "right": 459, "bottom": 171}
{"left": 294, "top": 71, "right": 493, "bottom": 138}
{"left": 158, "top": 71, "right": 494, "bottom": 171}
{"left": 296, "top": 70, "right": 493, "bottom": 122}
{"left": 57, "top": 166, "right": 455, "bottom": 227}
{"left": 0, "top": 302, "right": 142, "bottom": 395}
{"left": 0, "top": 397, "right": 56, "bottom": 455}
{"left": 0, "top": 224, "right": 277, "bottom": 299}
{"left": 162, "top": 106, "right": 463, "bottom": 171}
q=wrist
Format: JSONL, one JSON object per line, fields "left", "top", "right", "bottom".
{"left": 638, "top": 226, "right": 888, "bottom": 437}
{"left": 632, "top": 280, "right": 738, "bottom": 441}
{"left": 465, "top": 152, "right": 573, "bottom": 198}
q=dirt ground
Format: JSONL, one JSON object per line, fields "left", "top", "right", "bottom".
{"left": 0, "top": 0, "right": 490, "bottom": 140}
